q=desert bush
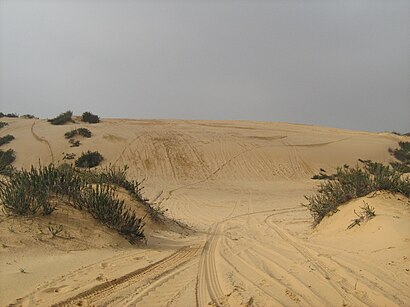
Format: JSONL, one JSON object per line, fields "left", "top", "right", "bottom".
{"left": 64, "top": 128, "right": 92, "bottom": 139}
{"left": 0, "top": 122, "right": 8, "bottom": 129}
{"left": 48, "top": 111, "right": 73, "bottom": 125}
{"left": 390, "top": 162, "right": 410, "bottom": 173}
{"left": 69, "top": 139, "right": 81, "bottom": 147}
{"left": 82, "top": 112, "right": 100, "bottom": 124}
{"left": 0, "top": 163, "right": 145, "bottom": 243}
{"left": 0, "top": 149, "right": 15, "bottom": 175}
{"left": 64, "top": 130, "right": 77, "bottom": 139}
{"left": 0, "top": 135, "right": 15, "bottom": 147}
{"left": 75, "top": 151, "right": 103, "bottom": 168}
{"left": 77, "top": 128, "right": 92, "bottom": 137}
{"left": 20, "top": 114, "right": 36, "bottom": 119}
{"left": 80, "top": 164, "right": 164, "bottom": 222}
{"left": 1, "top": 113, "right": 18, "bottom": 118}
{"left": 78, "top": 185, "right": 145, "bottom": 243}
{"left": 0, "top": 168, "right": 53, "bottom": 215}
{"left": 305, "top": 161, "right": 410, "bottom": 226}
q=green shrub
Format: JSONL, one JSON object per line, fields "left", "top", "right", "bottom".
{"left": 69, "top": 139, "right": 81, "bottom": 147}
{"left": 0, "top": 167, "right": 55, "bottom": 215}
{"left": 82, "top": 112, "right": 100, "bottom": 124}
{"left": 78, "top": 185, "right": 145, "bottom": 243}
{"left": 0, "top": 135, "right": 15, "bottom": 147}
{"left": 20, "top": 114, "right": 36, "bottom": 119}
{"left": 77, "top": 128, "right": 92, "bottom": 137}
{"left": 305, "top": 161, "right": 410, "bottom": 226}
{"left": 2, "top": 113, "right": 18, "bottom": 118}
{"left": 0, "top": 149, "right": 15, "bottom": 175}
{"left": 48, "top": 111, "right": 73, "bottom": 125}
{"left": 64, "top": 128, "right": 92, "bottom": 139}
{"left": 75, "top": 151, "right": 103, "bottom": 168}
{"left": 0, "top": 122, "right": 8, "bottom": 129}
{"left": 0, "top": 163, "right": 145, "bottom": 243}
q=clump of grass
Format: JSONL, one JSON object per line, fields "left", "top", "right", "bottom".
{"left": 82, "top": 112, "right": 100, "bottom": 124}
{"left": 305, "top": 160, "right": 410, "bottom": 226}
{"left": 0, "top": 135, "right": 15, "bottom": 147}
{"left": 64, "top": 128, "right": 92, "bottom": 139}
{"left": 48, "top": 111, "right": 73, "bottom": 125}
{"left": 346, "top": 201, "right": 376, "bottom": 230}
{"left": 47, "top": 223, "right": 64, "bottom": 237}
{"left": 0, "top": 149, "right": 15, "bottom": 175}
{"left": 80, "top": 164, "right": 165, "bottom": 222}
{"left": 78, "top": 185, "right": 145, "bottom": 243}
{"left": 69, "top": 139, "right": 81, "bottom": 147}
{"left": 0, "top": 164, "right": 145, "bottom": 244}
{"left": 75, "top": 151, "right": 104, "bottom": 168}
{"left": 0, "top": 122, "right": 8, "bottom": 129}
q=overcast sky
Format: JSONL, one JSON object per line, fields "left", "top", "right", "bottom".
{"left": 0, "top": 0, "right": 409, "bottom": 132}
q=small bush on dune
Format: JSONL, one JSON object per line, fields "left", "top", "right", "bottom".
{"left": 0, "top": 135, "right": 15, "bottom": 147}
{"left": 77, "top": 128, "right": 92, "bottom": 138}
{"left": 0, "top": 149, "right": 15, "bottom": 175}
{"left": 0, "top": 122, "right": 8, "bottom": 129}
{"left": 69, "top": 139, "right": 81, "bottom": 147}
{"left": 64, "top": 128, "right": 92, "bottom": 139}
{"left": 305, "top": 160, "right": 410, "bottom": 226}
{"left": 48, "top": 111, "right": 73, "bottom": 125}
{"left": 78, "top": 185, "right": 145, "bottom": 243}
{"left": 20, "top": 114, "right": 36, "bottom": 119}
{"left": 75, "top": 151, "right": 104, "bottom": 168}
{"left": 82, "top": 112, "right": 100, "bottom": 124}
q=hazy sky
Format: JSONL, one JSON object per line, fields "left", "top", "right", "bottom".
{"left": 1, "top": 0, "right": 409, "bottom": 132}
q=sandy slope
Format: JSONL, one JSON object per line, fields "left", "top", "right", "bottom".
{"left": 0, "top": 117, "right": 409, "bottom": 306}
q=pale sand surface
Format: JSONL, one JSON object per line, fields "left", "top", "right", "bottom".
{"left": 0, "top": 118, "right": 409, "bottom": 306}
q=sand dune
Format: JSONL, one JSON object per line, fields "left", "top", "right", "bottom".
{"left": 0, "top": 118, "right": 409, "bottom": 306}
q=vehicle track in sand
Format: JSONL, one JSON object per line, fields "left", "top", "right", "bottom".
{"left": 120, "top": 259, "right": 199, "bottom": 306}
{"left": 53, "top": 245, "right": 201, "bottom": 307}
{"left": 197, "top": 222, "right": 228, "bottom": 307}
{"left": 264, "top": 214, "right": 379, "bottom": 306}
{"left": 30, "top": 121, "right": 54, "bottom": 163}
{"left": 195, "top": 203, "right": 305, "bottom": 307}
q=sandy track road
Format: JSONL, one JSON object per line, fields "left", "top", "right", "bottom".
{"left": 53, "top": 245, "right": 201, "bottom": 306}
{"left": 197, "top": 222, "right": 228, "bottom": 307}
{"left": 30, "top": 121, "right": 54, "bottom": 163}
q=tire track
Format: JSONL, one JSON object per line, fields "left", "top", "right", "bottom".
{"left": 197, "top": 222, "right": 228, "bottom": 307}
{"left": 123, "top": 259, "right": 198, "bottom": 306}
{"left": 265, "top": 215, "right": 377, "bottom": 306}
{"left": 31, "top": 121, "right": 54, "bottom": 163}
{"left": 53, "top": 245, "right": 200, "bottom": 306}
